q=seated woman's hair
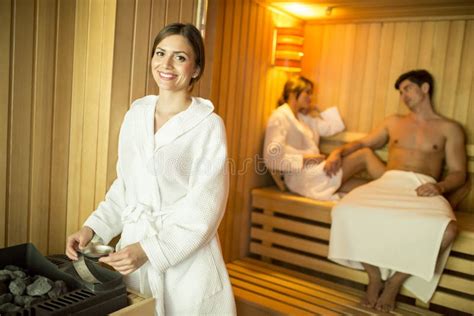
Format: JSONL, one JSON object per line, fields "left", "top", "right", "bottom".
{"left": 278, "top": 76, "right": 314, "bottom": 106}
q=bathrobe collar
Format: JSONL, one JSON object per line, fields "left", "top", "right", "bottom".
{"left": 279, "top": 103, "right": 313, "bottom": 139}
{"left": 143, "top": 96, "right": 215, "bottom": 153}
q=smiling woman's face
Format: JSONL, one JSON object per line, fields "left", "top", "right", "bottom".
{"left": 151, "top": 34, "right": 199, "bottom": 93}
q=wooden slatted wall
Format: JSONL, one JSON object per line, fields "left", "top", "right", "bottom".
{"left": 0, "top": 0, "right": 201, "bottom": 254}
{"left": 302, "top": 18, "right": 474, "bottom": 138}
{"left": 207, "top": 0, "right": 301, "bottom": 260}
{"left": 0, "top": 0, "right": 77, "bottom": 253}
{"left": 301, "top": 17, "right": 474, "bottom": 210}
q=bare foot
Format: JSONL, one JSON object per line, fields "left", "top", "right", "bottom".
{"left": 360, "top": 279, "right": 383, "bottom": 308}
{"left": 375, "top": 278, "right": 401, "bottom": 312}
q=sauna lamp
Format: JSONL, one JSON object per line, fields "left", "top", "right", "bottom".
{"left": 272, "top": 27, "right": 304, "bottom": 72}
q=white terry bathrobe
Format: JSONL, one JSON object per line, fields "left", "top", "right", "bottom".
{"left": 84, "top": 96, "right": 236, "bottom": 316}
{"left": 264, "top": 103, "right": 345, "bottom": 200}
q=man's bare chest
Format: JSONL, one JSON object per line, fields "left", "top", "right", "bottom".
{"left": 388, "top": 121, "right": 445, "bottom": 153}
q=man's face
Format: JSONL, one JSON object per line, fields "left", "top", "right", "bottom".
{"left": 398, "top": 79, "right": 428, "bottom": 110}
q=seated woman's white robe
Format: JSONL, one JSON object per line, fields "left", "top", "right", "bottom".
{"left": 264, "top": 104, "right": 345, "bottom": 200}
{"left": 84, "top": 96, "right": 236, "bottom": 316}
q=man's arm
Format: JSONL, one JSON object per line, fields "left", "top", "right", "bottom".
{"left": 324, "top": 117, "right": 391, "bottom": 176}
{"left": 416, "top": 122, "right": 467, "bottom": 196}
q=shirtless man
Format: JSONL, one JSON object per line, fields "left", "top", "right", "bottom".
{"left": 324, "top": 69, "right": 467, "bottom": 312}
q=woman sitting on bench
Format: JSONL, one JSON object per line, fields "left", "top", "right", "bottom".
{"left": 264, "top": 75, "right": 385, "bottom": 200}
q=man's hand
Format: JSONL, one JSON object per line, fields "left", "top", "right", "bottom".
{"left": 324, "top": 151, "right": 342, "bottom": 177}
{"left": 66, "top": 226, "right": 94, "bottom": 261}
{"left": 303, "top": 154, "right": 326, "bottom": 167}
{"left": 416, "top": 183, "right": 444, "bottom": 197}
{"left": 99, "top": 243, "right": 148, "bottom": 275}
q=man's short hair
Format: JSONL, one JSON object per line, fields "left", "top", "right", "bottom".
{"left": 394, "top": 69, "right": 434, "bottom": 99}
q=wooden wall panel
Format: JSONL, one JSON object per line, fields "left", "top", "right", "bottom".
{"left": 302, "top": 18, "right": 474, "bottom": 146}
{"left": 8, "top": 0, "right": 34, "bottom": 246}
{"left": 49, "top": 0, "right": 76, "bottom": 254}
{"left": 0, "top": 0, "right": 12, "bottom": 248}
{"left": 0, "top": 0, "right": 76, "bottom": 254}
{"left": 29, "top": 0, "right": 57, "bottom": 253}
{"left": 207, "top": 0, "right": 300, "bottom": 260}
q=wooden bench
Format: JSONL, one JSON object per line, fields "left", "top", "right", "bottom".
{"left": 228, "top": 258, "right": 442, "bottom": 315}
{"left": 232, "top": 133, "right": 474, "bottom": 315}
{"left": 247, "top": 186, "right": 474, "bottom": 314}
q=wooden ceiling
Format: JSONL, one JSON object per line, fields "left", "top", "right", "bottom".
{"left": 262, "top": 0, "right": 474, "bottom": 22}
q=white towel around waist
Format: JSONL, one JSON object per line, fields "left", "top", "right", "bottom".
{"left": 328, "top": 170, "right": 455, "bottom": 302}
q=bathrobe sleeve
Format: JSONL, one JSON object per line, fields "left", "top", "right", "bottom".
{"left": 140, "top": 115, "right": 229, "bottom": 273}
{"left": 263, "top": 115, "right": 305, "bottom": 172}
{"left": 302, "top": 107, "right": 345, "bottom": 137}
{"left": 83, "top": 114, "right": 130, "bottom": 244}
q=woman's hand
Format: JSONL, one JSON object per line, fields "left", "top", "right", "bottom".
{"left": 66, "top": 226, "right": 94, "bottom": 260}
{"left": 99, "top": 242, "right": 148, "bottom": 275}
{"left": 303, "top": 153, "right": 326, "bottom": 167}
{"left": 324, "top": 151, "right": 342, "bottom": 177}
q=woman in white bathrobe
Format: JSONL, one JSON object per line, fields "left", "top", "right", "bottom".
{"left": 66, "top": 23, "right": 236, "bottom": 315}
{"left": 264, "top": 76, "right": 385, "bottom": 200}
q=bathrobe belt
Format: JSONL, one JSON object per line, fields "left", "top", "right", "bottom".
{"left": 121, "top": 203, "right": 169, "bottom": 316}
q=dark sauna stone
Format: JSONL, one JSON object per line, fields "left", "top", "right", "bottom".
{"left": 14, "top": 295, "right": 37, "bottom": 307}
{"left": 0, "top": 282, "right": 8, "bottom": 295}
{"left": 0, "top": 302, "right": 22, "bottom": 313}
{"left": 0, "top": 293, "right": 13, "bottom": 305}
{"left": 12, "top": 270, "right": 27, "bottom": 279}
{"left": 0, "top": 274, "right": 10, "bottom": 283}
{"left": 0, "top": 270, "right": 14, "bottom": 280}
{"left": 9, "top": 278, "right": 26, "bottom": 296}
{"left": 48, "top": 280, "right": 68, "bottom": 299}
{"left": 4, "top": 265, "right": 22, "bottom": 272}
{"left": 26, "top": 276, "right": 53, "bottom": 296}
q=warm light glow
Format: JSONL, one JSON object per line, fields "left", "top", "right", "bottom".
{"left": 273, "top": 27, "right": 304, "bottom": 73}
{"left": 272, "top": 3, "right": 328, "bottom": 19}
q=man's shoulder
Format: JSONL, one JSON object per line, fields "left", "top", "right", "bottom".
{"left": 439, "top": 117, "right": 465, "bottom": 137}
{"left": 383, "top": 114, "right": 404, "bottom": 126}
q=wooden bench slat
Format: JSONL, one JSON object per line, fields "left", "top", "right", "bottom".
{"left": 430, "top": 290, "right": 474, "bottom": 314}
{"left": 228, "top": 264, "right": 365, "bottom": 311}
{"left": 251, "top": 242, "right": 368, "bottom": 283}
{"left": 229, "top": 269, "right": 369, "bottom": 315}
{"left": 438, "top": 273, "right": 474, "bottom": 295}
{"left": 230, "top": 277, "right": 340, "bottom": 315}
{"left": 235, "top": 259, "right": 366, "bottom": 302}
{"left": 445, "top": 255, "right": 474, "bottom": 275}
{"left": 252, "top": 212, "right": 331, "bottom": 240}
{"left": 252, "top": 188, "right": 333, "bottom": 224}
{"left": 452, "top": 234, "right": 474, "bottom": 254}
{"left": 251, "top": 227, "right": 328, "bottom": 257}
{"left": 232, "top": 286, "right": 313, "bottom": 316}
